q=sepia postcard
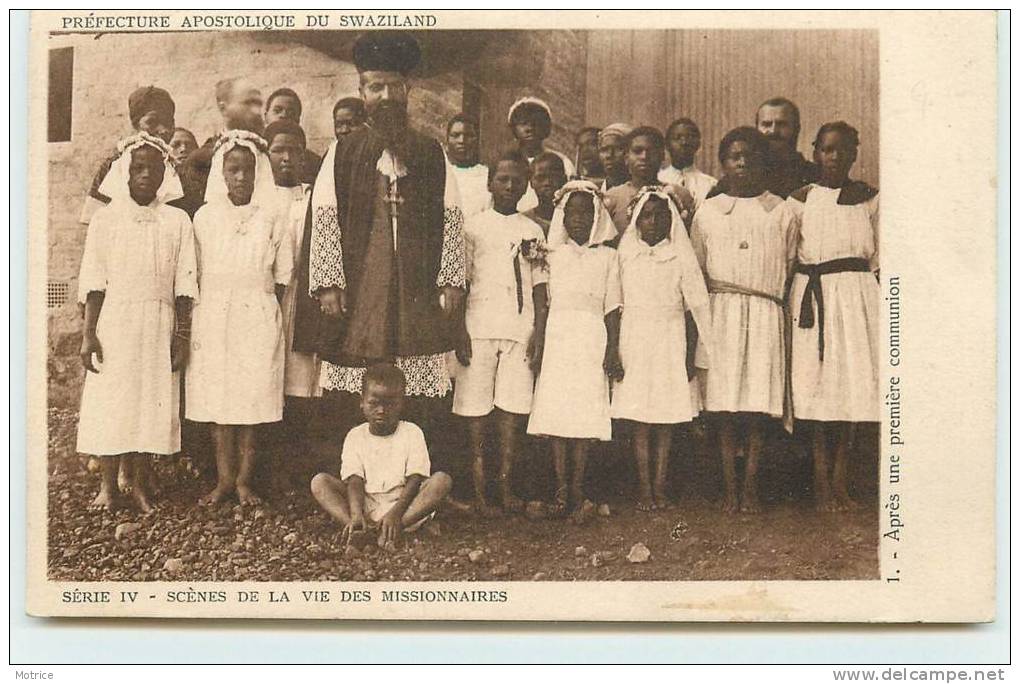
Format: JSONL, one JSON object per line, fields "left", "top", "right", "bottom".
{"left": 24, "top": 9, "right": 998, "bottom": 622}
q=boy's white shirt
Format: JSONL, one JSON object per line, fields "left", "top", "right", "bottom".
{"left": 339, "top": 421, "right": 431, "bottom": 495}
{"left": 464, "top": 208, "right": 549, "bottom": 344}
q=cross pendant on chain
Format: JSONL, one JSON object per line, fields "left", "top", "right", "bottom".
{"left": 384, "top": 178, "right": 403, "bottom": 250}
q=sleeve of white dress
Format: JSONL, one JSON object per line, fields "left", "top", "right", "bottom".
{"left": 272, "top": 211, "right": 295, "bottom": 287}
{"left": 77, "top": 211, "right": 108, "bottom": 303}
{"left": 174, "top": 211, "right": 199, "bottom": 301}
{"left": 690, "top": 212, "right": 709, "bottom": 275}
{"left": 867, "top": 194, "right": 880, "bottom": 273}
{"left": 436, "top": 169, "right": 466, "bottom": 289}
{"left": 782, "top": 203, "right": 801, "bottom": 274}
{"left": 604, "top": 250, "right": 622, "bottom": 315}
{"left": 404, "top": 423, "right": 432, "bottom": 480}
{"left": 309, "top": 191, "right": 346, "bottom": 295}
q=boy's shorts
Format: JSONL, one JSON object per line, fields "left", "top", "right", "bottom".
{"left": 452, "top": 338, "right": 534, "bottom": 417}
{"left": 365, "top": 486, "right": 431, "bottom": 532}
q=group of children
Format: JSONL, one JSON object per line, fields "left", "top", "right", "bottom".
{"left": 74, "top": 84, "right": 879, "bottom": 549}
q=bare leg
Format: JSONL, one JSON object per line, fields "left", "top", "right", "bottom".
{"left": 236, "top": 425, "right": 261, "bottom": 505}
{"left": 496, "top": 410, "right": 525, "bottom": 513}
{"left": 200, "top": 424, "right": 235, "bottom": 505}
{"left": 832, "top": 422, "right": 858, "bottom": 510}
{"left": 653, "top": 424, "right": 675, "bottom": 509}
{"left": 401, "top": 472, "right": 454, "bottom": 527}
{"left": 570, "top": 440, "right": 595, "bottom": 524}
{"left": 90, "top": 456, "right": 120, "bottom": 512}
{"left": 812, "top": 421, "right": 835, "bottom": 512}
{"left": 466, "top": 415, "right": 498, "bottom": 516}
{"left": 718, "top": 418, "right": 739, "bottom": 513}
{"left": 117, "top": 456, "right": 135, "bottom": 494}
{"left": 129, "top": 453, "right": 154, "bottom": 513}
{"left": 551, "top": 438, "right": 569, "bottom": 515}
{"left": 632, "top": 422, "right": 654, "bottom": 511}
{"left": 741, "top": 417, "right": 763, "bottom": 513}
{"left": 309, "top": 472, "right": 353, "bottom": 526}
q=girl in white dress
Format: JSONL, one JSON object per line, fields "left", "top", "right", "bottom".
{"left": 527, "top": 180, "right": 622, "bottom": 521}
{"left": 77, "top": 133, "right": 198, "bottom": 512}
{"left": 186, "top": 130, "right": 292, "bottom": 506}
{"left": 612, "top": 186, "right": 711, "bottom": 511}
{"left": 691, "top": 127, "right": 798, "bottom": 514}
{"left": 787, "top": 121, "right": 879, "bottom": 512}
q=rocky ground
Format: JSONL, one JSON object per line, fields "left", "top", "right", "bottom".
{"left": 47, "top": 406, "right": 879, "bottom": 582}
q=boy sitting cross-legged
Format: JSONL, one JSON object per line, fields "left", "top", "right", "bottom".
{"left": 310, "top": 364, "right": 452, "bottom": 548}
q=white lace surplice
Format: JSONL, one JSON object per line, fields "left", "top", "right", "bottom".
{"left": 310, "top": 147, "right": 466, "bottom": 397}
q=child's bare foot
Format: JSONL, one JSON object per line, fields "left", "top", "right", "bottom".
{"left": 443, "top": 496, "right": 474, "bottom": 514}
{"left": 738, "top": 494, "right": 761, "bottom": 513}
{"left": 90, "top": 488, "right": 118, "bottom": 512}
{"left": 550, "top": 486, "right": 569, "bottom": 517}
{"left": 722, "top": 487, "right": 739, "bottom": 513}
{"left": 500, "top": 493, "right": 526, "bottom": 515}
{"left": 199, "top": 484, "right": 234, "bottom": 506}
{"left": 636, "top": 495, "right": 656, "bottom": 512}
{"left": 117, "top": 464, "right": 133, "bottom": 494}
{"left": 653, "top": 486, "right": 675, "bottom": 510}
{"left": 130, "top": 487, "right": 154, "bottom": 514}
{"left": 236, "top": 484, "right": 262, "bottom": 506}
{"left": 474, "top": 499, "right": 503, "bottom": 518}
{"left": 570, "top": 499, "right": 596, "bottom": 525}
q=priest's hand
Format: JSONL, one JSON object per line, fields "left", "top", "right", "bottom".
{"left": 318, "top": 287, "right": 348, "bottom": 318}
{"left": 438, "top": 286, "right": 464, "bottom": 317}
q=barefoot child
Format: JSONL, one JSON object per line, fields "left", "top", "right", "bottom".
{"left": 186, "top": 130, "right": 292, "bottom": 506}
{"left": 522, "top": 152, "right": 569, "bottom": 237}
{"left": 787, "top": 122, "right": 879, "bottom": 511}
{"left": 454, "top": 151, "right": 549, "bottom": 516}
{"left": 76, "top": 132, "right": 198, "bottom": 512}
{"left": 612, "top": 187, "right": 711, "bottom": 511}
{"left": 266, "top": 120, "right": 322, "bottom": 489}
{"left": 527, "top": 181, "right": 622, "bottom": 522}
{"left": 310, "top": 364, "right": 453, "bottom": 547}
{"left": 690, "top": 127, "right": 798, "bottom": 514}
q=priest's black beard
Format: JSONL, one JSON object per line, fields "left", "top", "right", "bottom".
{"left": 371, "top": 101, "right": 409, "bottom": 146}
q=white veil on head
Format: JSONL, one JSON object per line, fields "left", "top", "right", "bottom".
{"left": 618, "top": 185, "right": 684, "bottom": 257}
{"left": 546, "top": 179, "right": 617, "bottom": 249}
{"left": 205, "top": 129, "right": 277, "bottom": 210}
{"left": 97, "top": 132, "right": 183, "bottom": 206}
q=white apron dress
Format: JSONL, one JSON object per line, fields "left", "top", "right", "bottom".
{"left": 527, "top": 242, "right": 621, "bottom": 440}
{"left": 186, "top": 202, "right": 292, "bottom": 424}
{"left": 788, "top": 185, "right": 880, "bottom": 421}
{"left": 611, "top": 238, "right": 709, "bottom": 424}
{"left": 691, "top": 192, "right": 798, "bottom": 417}
{"left": 76, "top": 202, "right": 199, "bottom": 455}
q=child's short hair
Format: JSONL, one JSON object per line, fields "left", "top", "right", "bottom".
{"left": 173, "top": 127, "right": 197, "bottom": 144}
{"left": 266, "top": 87, "right": 303, "bottom": 118}
{"left": 531, "top": 151, "right": 566, "bottom": 176}
{"left": 333, "top": 96, "right": 366, "bottom": 121}
{"left": 362, "top": 363, "right": 406, "bottom": 394}
{"left": 488, "top": 149, "right": 531, "bottom": 184}
{"left": 717, "top": 126, "right": 769, "bottom": 164}
{"left": 576, "top": 126, "right": 601, "bottom": 142}
{"left": 446, "top": 112, "right": 479, "bottom": 136}
{"left": 813, "top": 120, "right": 860, "bottom": 149}
{"left": 264, "top": 120, "right": 307, "bottom": 148}
{"left": 665, "top": 117, "right": 700, "bottom": 138}
{"left": 624, "top": 125, "right": 666, "bottom": 152}
{"left": 214, "top": 77, "right": 242, "bottom": 106}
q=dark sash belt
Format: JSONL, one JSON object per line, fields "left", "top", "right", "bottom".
{"left": 795, "top": 257, "right": 871, "bottom": 360}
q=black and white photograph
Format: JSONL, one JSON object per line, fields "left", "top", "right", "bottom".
{"left": 24, "top": 10, "right": 998, "bottom": 625}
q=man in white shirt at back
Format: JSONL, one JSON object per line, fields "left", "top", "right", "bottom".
{"left": 445, "top": 113, "right": 491, "bottom": 219}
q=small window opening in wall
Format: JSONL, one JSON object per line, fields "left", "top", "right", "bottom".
{"left": 48, "top": 47, "right": 74, "bottom": 143}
